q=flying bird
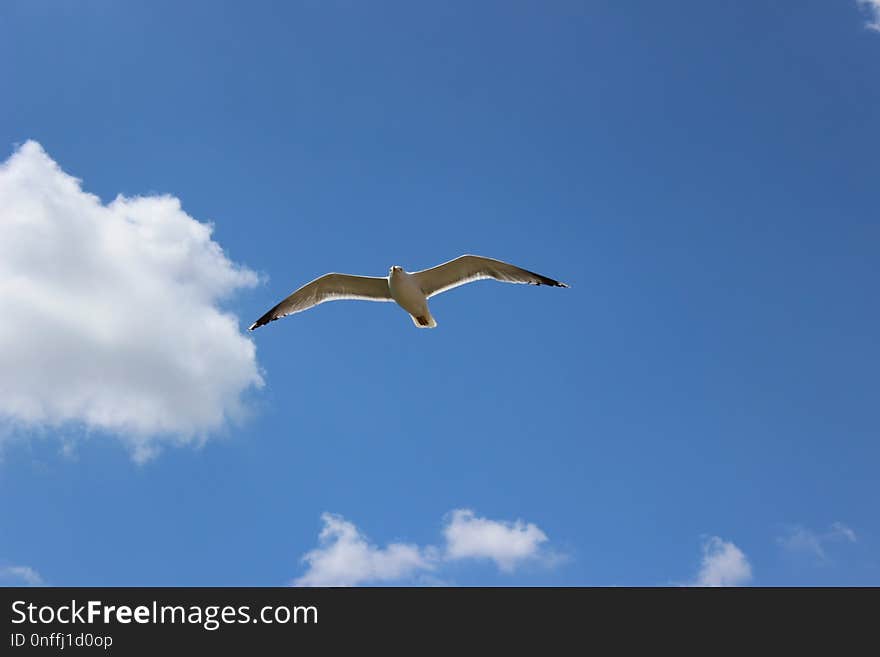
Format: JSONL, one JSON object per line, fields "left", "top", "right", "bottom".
{"left": 248, "top": 254, "right": 569, "bottom": 330}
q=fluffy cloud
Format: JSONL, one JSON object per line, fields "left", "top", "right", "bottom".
{"left": 294, "top": 513, "right": 433, "bottom": 587}
{"left": 0, "top": 565, "right": 44, "bottom": 586}
{"left": 0, "top": 141, "right": 263, "bottom": 461}
{"left": 692, "top": 536, "right": 752, "bottom": 587}
{"left": 443, "top": 509, "right": 548, "bottom": 572}
{"left": 293, "top": 509, "right": 553, "bottom": 586}
{"left": 859, "top": 0, "right": 880, "bottom": 31}
{"left": 777, "top": 522, "right": 857, "bottom": 561}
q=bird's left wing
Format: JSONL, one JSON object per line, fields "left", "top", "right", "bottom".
{"left": 249, "top": 273, "right": 392, "bottom": 330}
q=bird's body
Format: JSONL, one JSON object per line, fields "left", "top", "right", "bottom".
{"left": 388, "top": 267, "right": 437, "bottom": 328}
{"left": 248, "top": 254, "right": 568, "bottom": 331}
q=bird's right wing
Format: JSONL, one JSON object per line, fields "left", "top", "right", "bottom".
{"left": 249, "top": 273, "right": 392, "bottom": 330}
{"left": 413, "top": 254, "right": 569, "bottom": 299}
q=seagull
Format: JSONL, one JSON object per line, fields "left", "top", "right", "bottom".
{"left": 248, "top": 254, "right": 569, "bottom": 330}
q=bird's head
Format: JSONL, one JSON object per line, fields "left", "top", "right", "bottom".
{"left": 389, "top": 265, "right": 403, "bottom": 275}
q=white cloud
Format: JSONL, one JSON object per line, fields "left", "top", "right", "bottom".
{"left": 294, "top": 513, "right": 433, "bottom": 587}
{"left": 692, "top": 536, "right": 752, "bottom": 587}
{"left": 858, "top": 0, "right": 880, "bottom": 31}
{"left": 293, "top": 509, "right": 554, "bottom": 586}
{"left": 829, "top": 522, "right": 858, "bottom": 543}
{"left": 0, "top": 141, "right": 262, "bottom": 461}
{"left": 443, "top": 509, "right": 548, "bottom": 572}
{"left": 777, "top": 523, "right": 857, "bottom": 561}
{"left": 0, "top": 565, "right": 44, "bottom": 586}
{"left": 778, "top": 526, "right": 827, "bottom": 560}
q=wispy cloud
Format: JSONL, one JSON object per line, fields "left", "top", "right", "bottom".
{"left": 293, "top": 509, "right": 555, "bottom": 586}
{"left": 779, "top": 526, "right": 827, "bottom": 560}
{"left": 691, "top": 536, "right": 752, "bottom": 587}
{"left": 829, "top": 522, "right": 858, "bottom": 543}
{"left": 0, "top": 565, "right": 44, "bottom": 586}
{"left": 0, "top": 141, "right": 263, "bottom": 462}
{"left": 777, "top": 522, "right": 857, "bottom": 561}
{"left": 859, "top": 0, "right": 880, "bottom": 31}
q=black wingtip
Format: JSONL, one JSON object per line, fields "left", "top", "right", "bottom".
{"left": 249, "top": 303, "right": 284, "bottom": 332}
{"left": 534, "top": 274, "right": 570, "bottom": 288}
{"left": 249, "top": 317, "right": 272, "bottom": 331}
{"left": 523, "top": 266, "right": 569, "bottom": 289}
{"left": 248, "top": 314, "right": 273, "bottom": 331}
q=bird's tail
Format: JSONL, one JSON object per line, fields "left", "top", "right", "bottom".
{"left": 410, "top": 313, "right": 437, "bottom": 329}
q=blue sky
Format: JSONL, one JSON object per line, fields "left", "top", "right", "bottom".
{"left": 1, "top": 1, "right": 878, "bottom": 586}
